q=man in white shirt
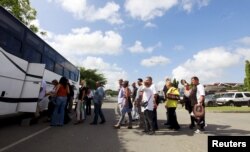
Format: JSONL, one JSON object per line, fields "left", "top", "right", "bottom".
{"left": 191, "top": 76, "right": 205, "bottom": 133}
{"left": 141, "top": 76, "right": 157, "bottom": 135}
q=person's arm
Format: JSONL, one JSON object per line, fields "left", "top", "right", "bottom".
{"left": 198, "top": 96, "right": 205, "bottom": 105}
{"left": 197, "top": 85, "right": 205, "bottom": 104}
{"left": 66, "top": 85, "right": 70, "bottom": 95}
{"left": 152, "top": 85, "right": 158, "bottom": 108}
{"left": 124, "top": 87, "right": 130, "bottom": 101}
{"left": 54, "top": 84, "right": 61, "bottom": 95}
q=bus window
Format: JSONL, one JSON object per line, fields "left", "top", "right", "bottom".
{"left": 0, "top": 11, "right": 24, "bottom": 40}
{"left": 44, "top": 45, "right": 56, "bottom": 60}
{"left": 64, "top": 69, "right": 70, "bottom": 79}
{"left": 22, "top": 44, "right": 42, "bottom": 63}
{"left": 56, "top": 54, "right": 65, "bottom": 66}
{"left": 25, "top": 32, "right": 43, "bottom": 53}
{"left": 0, "top": 29, "right": 22, "bottom": 57}
{"left": 55, "top": 63, "right": 63, "bottom": 75}
{"left": 42, "top": 55, "right": 54, "bottom": 71}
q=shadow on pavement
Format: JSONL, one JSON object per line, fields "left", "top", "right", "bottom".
{"left": 202, "top": 124, "right": 250, "bottom": 136}
{"left": 1, "top": 108, "right": 129, "bottom": 152}
{"left": 131, "top": 119, "right": 250, "bottom": 137}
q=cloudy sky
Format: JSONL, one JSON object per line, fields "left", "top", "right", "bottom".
{"left": 30, "top": 0, "right": 250, "bottom": 90}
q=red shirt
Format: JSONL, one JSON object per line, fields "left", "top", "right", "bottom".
{"left": 57, "top": 86, "right": 67, "bottom": 97}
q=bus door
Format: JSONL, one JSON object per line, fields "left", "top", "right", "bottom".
{"left": 17, "top": 63, "right": 45, "bottom": 113}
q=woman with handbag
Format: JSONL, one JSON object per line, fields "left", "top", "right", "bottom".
{"left": 113, "top": 80, "right": 133, "bottom": 129}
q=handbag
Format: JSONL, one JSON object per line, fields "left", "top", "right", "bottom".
{"left": 193, "top": 104, "right": 205, "bottom": 118}
{"left": 141, "top": 95, "right": 151, "bottom": 108}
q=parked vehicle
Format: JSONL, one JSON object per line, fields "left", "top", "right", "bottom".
{"left": 205, "top": 94, "right": 216, "bottom": 107}
{"left": 205, "top": 92, "right": 224, "bottom": 107}
{"left": 216, "top": 92, "right": 250, "bottom": 106}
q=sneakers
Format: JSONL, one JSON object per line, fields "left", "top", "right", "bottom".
{"left": 189, "top": 124, "right": 195, "bottom": 129}
{"left": 113, "top": 125, "right": 120, "bottom": 129}
{"left": 147, "top": 131, "right": 155, "bottom": 135}
{"left": 194, "top": 129, "right": 201, "bottom": 134}
{"left": 127, "top": 126, "right": 132, "bottom": 129}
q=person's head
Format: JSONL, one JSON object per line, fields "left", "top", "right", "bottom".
{"left": 137, "top": 78, "right": 143, "bottom": 86}
{"left": 80, "top": 80, "right": 85, "bottom": 86}
{"left": 122, "top": 80, "right": 129, "bottom": 88}
{"left": 181, "top": 79, "right": 187, "bottom": 85}
{"left": 165, "top": 78, "right": 171, "bottom": 85}
{"left": 51, "top": 79, "right": 58, "bottom": 86}
{"left": 96, "top": 81, "right": 100, "bottom": 88}
{"left": 166, "top": 80, "right": 172, "bottom": 89}
{"left": 132, "top": 82, "right": 136, "bottom": 88}
{"left": 165, "top": 78, "right": 171, "bottom": 82}
{"left": 144, "top": 76, "right": 152, "bottom": 87}
{"left": 191, "top": 76, "right": 199, "bottom": 85}
{"left": 59, "top": 77, "right": 68, "bottom": 87}
{"left": 118, "top": 79, "right": 123, "bottom": 86}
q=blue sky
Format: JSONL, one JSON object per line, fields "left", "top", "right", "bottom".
{"left": 30, "top": 0, "right": 250, "bottom": 89}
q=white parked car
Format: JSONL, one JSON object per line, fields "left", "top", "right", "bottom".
{"left": 216, "top": 92, "right": 250, "bottom": 106}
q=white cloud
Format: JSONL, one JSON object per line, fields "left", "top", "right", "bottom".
{"left": 236, "top": 48, "right": 250, "bottom": 61}
{"left": 237, "top": 36, "right": 250, "bottom": 46}
{"left": 144, "top": 22, "right": 157, "bottom": 28}
{"left": 50, "top": 0, "right": 123, "bottom": 24}
{"left": 128, "top": 41, "right": 161, "bottom": 53}
{"left": 40, "top": 27, "right": 123, "bottom": 57}
{"left": 124, "top": 0, "right": 210, "bottom": 21}
{"left": 125, "top": 0, "right": 178, "bottom": 21}
{"left": 141, "top": 56, "right": 170, "bottom": 67}
{"left": 180, "top": 0, "right": 210, "bottom": 13}
{"left": 79, "top": 56, "right": 127, "bottom": 90}
{"left": 172, "top": 47, "right": 241, "bottom": 83}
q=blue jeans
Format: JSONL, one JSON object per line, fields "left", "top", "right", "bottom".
{"left": 92, "top": 103, "right": 105, "bottom": 123}
{"left": 51, "top": 96, "right": 67, "bottom": 126}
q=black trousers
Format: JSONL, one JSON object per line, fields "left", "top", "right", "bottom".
{"left": 86, "top": 98, "right": 92, "bottom": 115}
{"left": 188, "top": 106, "right": 195, "bottom": 126}
{"left": 144, "top": 110, "right": 155, "bottom": 132}
{"left": 153, "top": 108, "right": 158, "bottom": 130}
{"left": 167, "top": 107, "right": 180, "bottom": 129}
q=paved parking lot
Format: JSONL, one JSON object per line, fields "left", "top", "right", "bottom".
{"left": 0, "top": 102, "right": 249, "bottom": 152}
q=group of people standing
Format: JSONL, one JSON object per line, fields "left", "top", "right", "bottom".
{"left": 74, "top": 80, "right": 106, "bottom": 125}
{"left": 39, "top": 77, "right": 106, "bottom": 127}
{"left": 37, "top": 75, "right": 205, "bottom": 135}
{"left": 113, "top": 76, "right": 205, "bottom": 135}
{"left": 114, "top": 77, "right": 159, "bottom": 135}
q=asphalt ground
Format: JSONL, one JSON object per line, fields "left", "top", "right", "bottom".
{"left": 0, "top": 102, "right": 250, "bottom": 152}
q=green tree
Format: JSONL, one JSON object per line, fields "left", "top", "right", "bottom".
{"left": 105, "top": 89, "right": 118, "bottom": 97}
{"left": 244, "top": 60, "right": 250, "bottom": 91}
{"left": 79, "top": 67, "right": 107, "bottom": 89}
{"left": 0, "top": 0, "right": 39, "bottom": 33}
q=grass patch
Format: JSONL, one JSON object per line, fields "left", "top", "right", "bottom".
{"left": 206, "top": 106, "right": 250, "bottom": 113}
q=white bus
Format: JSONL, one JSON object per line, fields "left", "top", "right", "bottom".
{"left": 0, "top": 6, "right": 80, "bottom": 116}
